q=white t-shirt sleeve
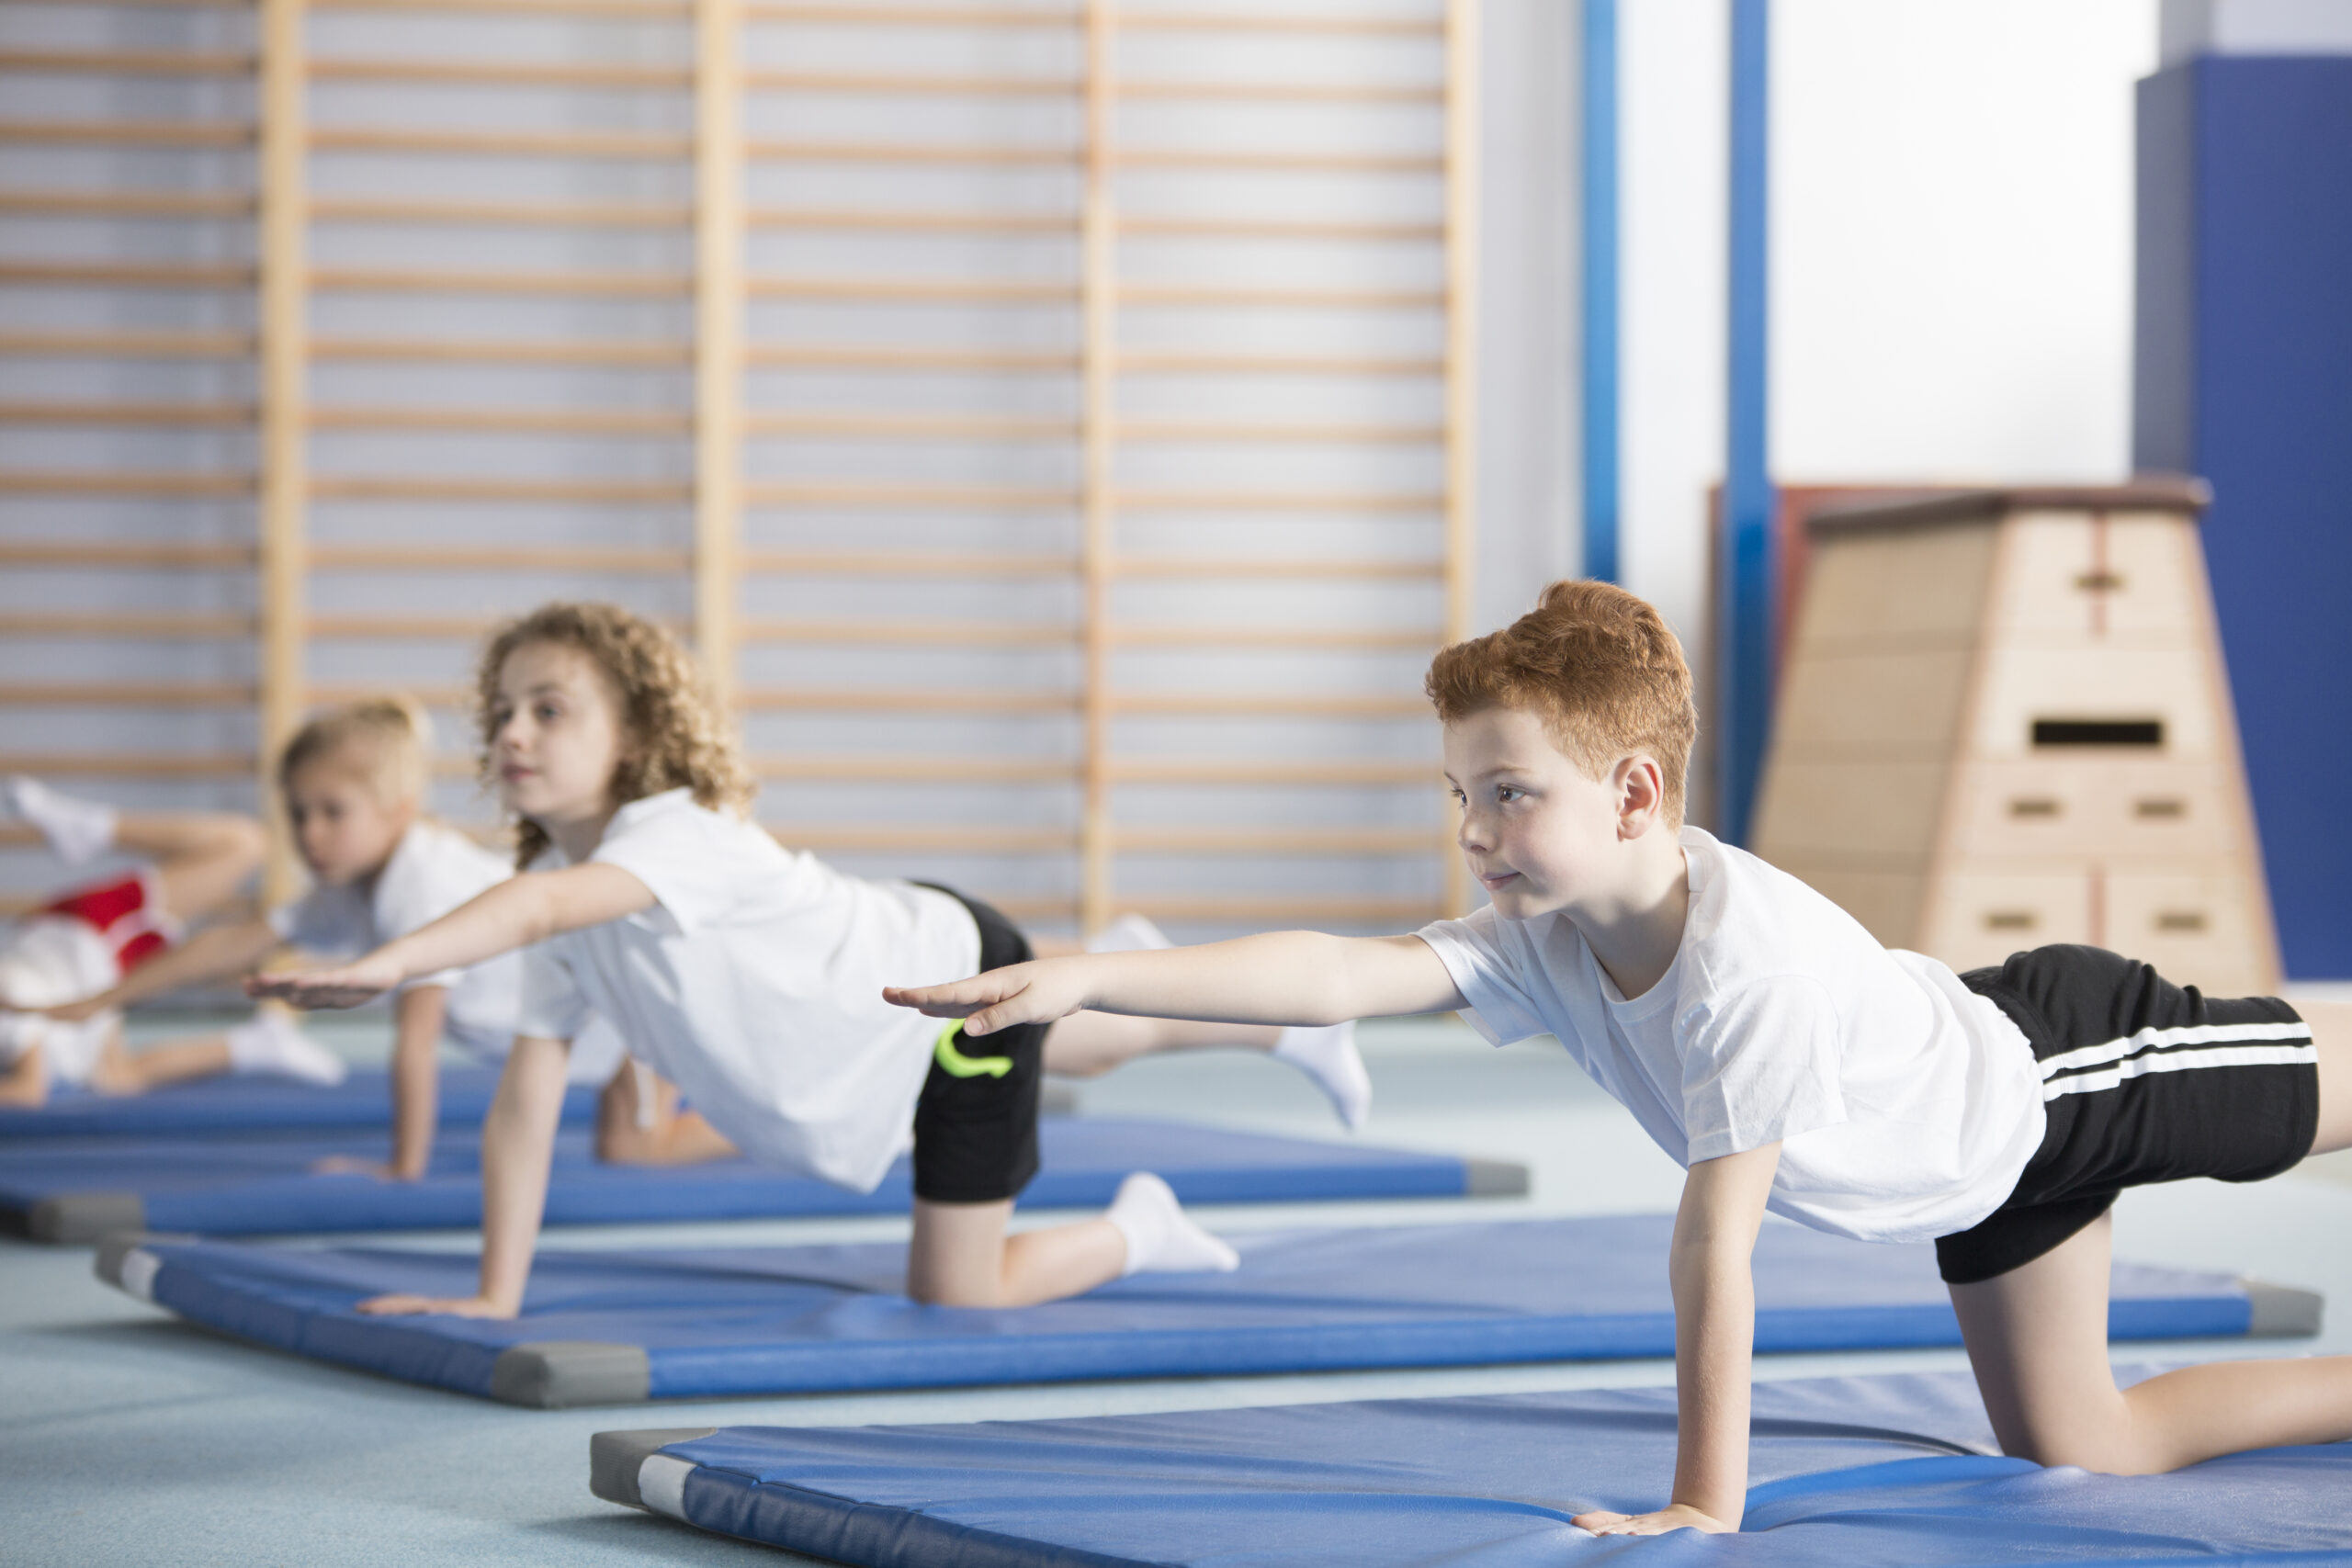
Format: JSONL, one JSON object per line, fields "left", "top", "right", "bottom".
{"left": 514, "top": 942, "right": 592, "bottom": 1043}
{"left": 1415, "top": 908, "right": 1550, "bottom": 1046}
{"left": 589, "top": 801, "right": 742, "bottom": 934}
{"left": 1679, "top": 975, "right": 1849, "bottom": 1163}
{"left": 266, "top": 886, "right": 366, "bottom": 954}
{"left": 373, "top": 849, "right": 467, "bottom": 994}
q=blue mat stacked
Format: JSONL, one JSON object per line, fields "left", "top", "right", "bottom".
{"left": 94, "top": 1214, "right": 2314, "bottom": 1405}
{"left": 3, "top": 1117, "right": 1524, "bottom": 1242}
{"left": 588, "top": 1369, "right": 2352, "bottom": 1566}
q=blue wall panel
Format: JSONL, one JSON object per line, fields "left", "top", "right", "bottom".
{"left": 2136, "top": 58, "right": 2352, "bottom": 977}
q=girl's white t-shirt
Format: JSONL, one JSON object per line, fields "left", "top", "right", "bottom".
{"left": 512, "top": 788, "right": 982, "bottom": 1191}
{"left": 270, "top": 819, "right": 628, "bottom": 1083}
{"left": 1417, "top": 826, "right": 2047, "bottom": 1244}
{"left": 273, "top": 820, "right": 522, "bottom": 1063}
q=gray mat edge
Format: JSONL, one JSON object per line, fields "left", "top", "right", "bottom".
{"left": 591, "top": 1428, "right": 718, "bottom": 1510}
{"left": 1462, "top": 1159, "right": 1530, "bottom": 1197}
{"left": 2242, "top": 1279, "right": 2324, "bottom": 1337}
{"left": 492, "top": 1341, "right": 653, "bottom": 1408}
{"left": 28, "top": 1190, "right": 146, "bottom": 1246}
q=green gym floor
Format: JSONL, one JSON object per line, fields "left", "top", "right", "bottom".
{"left": 8, "top": 1008, "right": 2352, "bottom": 1567}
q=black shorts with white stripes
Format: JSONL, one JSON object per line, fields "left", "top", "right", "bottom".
{"left": 1934, "top": 943, "right": 2318, "bottom": 1285}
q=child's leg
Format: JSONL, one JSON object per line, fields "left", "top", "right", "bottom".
{"left": 907, "top": 1197, "right": 1125, "bottom": 1308}
{"left": 108, "top": 809, "right": 267, "bottom": 923}
{"left": 1038, "top": 913, "right": 1371, "bottom": 1127}
{"left": 906, "top": 1173, "right": 1237, "bottom": 1307}
{"left": 1951, "top": 1210, "right": 2352, "bottom": 1472}
{"left": 594, "top": 1059, "right": 740, "bottom": 1166}
{"left": 1041, "top": 1011, "right": 1281, "bottom": 1077}
{"left": 85, "top": 1021, "right": 228, "bottom": 1094}
{"left": 2303, "top": 999, "right": 2352, "bottom": 1155}
{"left": 1044, "top": 1010, "right": 1372, "bottom": 1130}
{"left": 0, "top": 1043, "right": 51, "bottom": 1107}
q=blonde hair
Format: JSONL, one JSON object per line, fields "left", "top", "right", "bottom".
{"left": 475, "top": 602, "right": 753, "bottom": 867}
{"left": 277, "top": 694, "right": 434, "bottom": 809}
{"left": 1423, "top": 579, "right": 1698, "bottom": 826}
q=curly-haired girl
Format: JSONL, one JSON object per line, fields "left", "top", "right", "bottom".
{"left": 254, "top": 601, "right": 1315, "bottom": 1312}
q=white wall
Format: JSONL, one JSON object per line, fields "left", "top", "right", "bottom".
{"left": 1612, "top": 0, "right": 2159, "bottom": 830}
{"left": 1619, "top": 0, "right": 1729, "bottom": 712}
{"left": 1772, "top": 0, "right": 2159, "bottom": 482}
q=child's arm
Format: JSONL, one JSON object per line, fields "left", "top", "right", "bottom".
{"left": 353, "top": 1032, "right": 571, "bottom": 1318}
{"left": 884, "top": 931, "right": 1465, "bottom": 1034}
{"left": 29, "top": 916, "right": 281, "bottom": 1022}
{"left": 247, "top": 864, "right": 654, "bottom": 1010}
{"left": 1574, "top": 1140, "right": 1782, "bottom": 1536}
{"left": 311, "top": 985, "right": 447, "bottom": 1181}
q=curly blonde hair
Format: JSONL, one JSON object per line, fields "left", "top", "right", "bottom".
{"left": 475, "top": 602, "right": 753, "bottom": 867}
{"left": 1424, "top": 579, "right": 1697, "bottom": 826}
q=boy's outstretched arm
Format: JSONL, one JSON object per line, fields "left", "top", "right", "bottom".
{"left": 246, "top": 864, "right": 653, "bottom": 1010}
{"left": 1576, "top": 1140, "right": 1781, "bottom": 1537}
{"left": 354, "top": 1032, "right": 571, "bottom": 1318}
{"left": 884, "top": 931, "right": 1465, "bottom": 1036}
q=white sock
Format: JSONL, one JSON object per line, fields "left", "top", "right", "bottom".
{"left": 1274, "top": 1020, "right": 1372, "bottom": 1132}
{"left": 1085, "top": 912, "right": 1172, "bottom": 954}
{"left": 224, "top": 1011, "right": 347, "bottom": 1086}
{"left": 1103, "top": 1171, "right": 1238, "bottom": 1277}
{"left": 6, "top": 776, "right": 118, "bottom": 867}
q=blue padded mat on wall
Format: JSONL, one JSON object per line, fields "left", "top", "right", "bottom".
{"left": 95, "top": 1216, "right": 2309, "bottom": 1405}
{"left": 587, "top": 1370, "right": 2352, "bottom": 1565}
{"left": 6, "top": 1117, "right": 1518, "bottom": 1241}
{"left": 0, "top": 1069, "right": 598, "bottom": 1141}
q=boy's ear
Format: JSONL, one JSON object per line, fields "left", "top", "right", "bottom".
{"left": 1614, "top": 754, "right": 1667, "bottom": 839}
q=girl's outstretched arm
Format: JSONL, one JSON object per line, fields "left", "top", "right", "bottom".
{"left": 885, "top": 931, "right": 1464, "bottom": 1039}
{"left": 246, "top": 863, "right": 653, "bottom": 1010}
{"left": 353, "top": 1032, "right": 571, "bottom": 1318}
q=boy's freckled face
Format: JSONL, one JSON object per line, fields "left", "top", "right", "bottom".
{"left": 1442, "top": 706, "right": 1623, "bottom": 920}
{"left": 285, "top": 762, "right": 411, "bottom": 887}
{"left": 490, "top": 640, "right": 629, "bottom": 827}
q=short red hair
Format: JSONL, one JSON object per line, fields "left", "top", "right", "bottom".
{"left": 1424, "top": 579, "right": 1697, "bottom": 825}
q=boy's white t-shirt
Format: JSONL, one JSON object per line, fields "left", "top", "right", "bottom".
{"left": 1418, "top": 826, "right": 2047, "bottom": 1244}
{"left": 270, "top": 818, "right": 627, "bottom": 1082}
{"left": 512, "top": 788, "right": 982, "bottom": 1191}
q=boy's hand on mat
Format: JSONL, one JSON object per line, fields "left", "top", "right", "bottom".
{"left": 883, "top": 959, "right": 1088, "bottom": 1036}
{"left": 356, "top": 1292, "right": 516, "bottom": 1319}
{"left": 246, "top": 954, "right": 402, "bottom": 1010}
{"left": 1571, "top": 1504, "right": 1735, "bottom": 1537}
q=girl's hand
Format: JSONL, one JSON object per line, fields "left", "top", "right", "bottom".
{"left": 246, "top": 953, "right": 405, "bottom": 1010}
{"left": 1572, "top": 1504, "right": 1736, "bottom": 1537}
{"left": 882, "top": 959, "right": 1091, "bottom": 1037}
{"left": 355, "top": 1292, "right": 516, "bottom": 1319}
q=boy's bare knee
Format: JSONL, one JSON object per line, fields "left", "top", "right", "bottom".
{"left": 907, "top": 1277, "right": 1002, "bottom": 1309}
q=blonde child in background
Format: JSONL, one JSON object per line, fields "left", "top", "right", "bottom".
{"left": 0, "top": 777, "right": 335, "bottom": 1105}
{"left": 253, "top": 602, "right": 1341, "bottom": 1312}
{"left": 22, "top": 699, "right": 623, "bottom": 1175}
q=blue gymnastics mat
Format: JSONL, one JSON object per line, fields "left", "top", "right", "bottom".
{"left": 0, "top": 1068, "right": 598, "bottom": 1142}
{"left": 6, "top": 1118, "right": 1521, "bottom": 1242}
{"left": 587, "top": 1369, "right": 2352, "bottom": 1565}
{"left": 94, "top": 1215, "right": 2317, "bottom": 1405}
